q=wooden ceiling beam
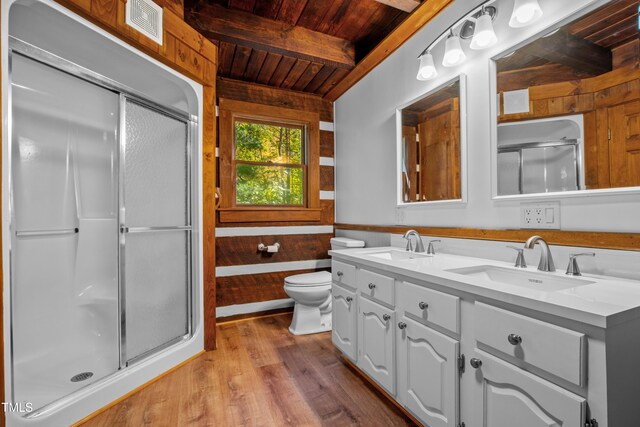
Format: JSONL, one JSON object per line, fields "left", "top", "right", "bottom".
{"left": 324, "top": 0, "right": 454, "bottom": 101}
{"left": 217, "top": 77, "right": 334, "bottom": 122}
{"left": 186, "top": 4, "right": 355, "bottom": 69}
{"left": 374, "top": 0, "right": 420, "bottom": 13}
{"left": 525, "top": 30, "right": 612, "bottom": 76}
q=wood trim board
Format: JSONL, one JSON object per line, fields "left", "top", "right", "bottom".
{"left": 335, "top": 223, "right": 640, "bottom": 252}
{"left": 324, "top": 0, "right": 455, "bottom": 101}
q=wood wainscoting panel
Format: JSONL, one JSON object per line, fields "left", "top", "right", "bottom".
{"left": 335, "top": 224, "right": 640, "bottom": 251}
{"left": 320, "top": 166, "right": 335, "bottom": 191}
{"left": 216, "top": 234, "right": 333, "bottom": 266}
{"left": 217, "top": 268, "right": 330, "bottom": 307}
{"left": 320, "top": 130, "right": 335, "bottom": 157}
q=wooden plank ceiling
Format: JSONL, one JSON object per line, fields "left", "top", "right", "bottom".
{"left": 497, "top": 0, "right": 639, "bottom": 90}
{"left": 184, "top": 0, "right": 418, "bottom": 97}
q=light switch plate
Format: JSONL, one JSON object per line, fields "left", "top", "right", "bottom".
{"left": 520, "top": 202, "right": 560, "bottom": 229}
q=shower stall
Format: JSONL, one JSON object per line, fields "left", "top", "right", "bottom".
{"left": 7, "top": 35, "right": 196, "bottom": 415}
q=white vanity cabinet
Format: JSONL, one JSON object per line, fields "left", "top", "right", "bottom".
{"left": 397, "top": 317, "right": 460, "bottom": 427}
{"left": 332, "top": 283, "right": 357, "bottom": 361}
{"left": 358, "top": 297, "right": 396, "bottom": 395}
{"left": 331, "top": 260, "right": 359, "bottom": 361}
{"left": 470, "top": 350, "right": 586, "bottom": 427}
{"left": 328, "top": 254, "right": 636, "bottom": 427}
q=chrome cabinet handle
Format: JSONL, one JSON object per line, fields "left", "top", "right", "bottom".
{"left": 470, "top": 358, "right": 482, "bottom": 369}
{"left": 383, "top": 314, "right": 391, "bottom": 321}
{"left": 508, "top": 334, "right": 523, "bottom": 345}
{"left": 418, "top": 301, "right": 428, "bottom": 310}
{"left": 336, "top": 271, "right": 343, "bottom": 277}
{"left": 368, "top": 283, "right": 376, "bottom": 290}
{"left": 398, "top": 322, "right": 407, "bottom": 330}
{"left": 346, "top": 296, "right": 353, "bottom": 302}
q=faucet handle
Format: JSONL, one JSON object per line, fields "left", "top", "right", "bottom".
{"left": 506, "top": 245, "right": 527, "bottom": 268}
{"left": 427, "top": 239, "right": 441, "bottom": 255}
{"left": 566, "top": 252, "right": 595, "bottom": 276}
{"left": 405, "top": 238, "right": 414, "bottom": 252}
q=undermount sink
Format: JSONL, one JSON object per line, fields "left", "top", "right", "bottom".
{"left": 447, "top": 265, "right": 596, "bottom": 292}
{"left": 367, "top": 249, "right": 432, "bottom": 261}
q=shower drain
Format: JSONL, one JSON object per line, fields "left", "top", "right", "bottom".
{"left": 70, "top": 372, "right": 94, "bottom": 383}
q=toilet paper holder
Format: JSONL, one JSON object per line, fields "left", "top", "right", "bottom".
{"left": 257, "top": 242, "right": 281, "bottom": 253}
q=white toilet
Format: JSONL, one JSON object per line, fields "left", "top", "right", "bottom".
{"left": 284, "top": 237, "right": 365, "bottom": 335}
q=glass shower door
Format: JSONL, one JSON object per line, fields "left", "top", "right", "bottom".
{"left": 121, "top": 99, "right": 192, "bottom": 364}
{"left": 10, "top": 53, "right": 120, "bottom": 410}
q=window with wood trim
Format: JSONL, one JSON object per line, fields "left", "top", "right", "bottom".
{"left": 234, "top": 118, "right": 306, "bottom": 206}
{"left": 218, "top": 98, "right": 321, "bottom": 223}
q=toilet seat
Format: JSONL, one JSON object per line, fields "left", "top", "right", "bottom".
{"left": 284, "top": 271, "right": 332, "bottom": 287}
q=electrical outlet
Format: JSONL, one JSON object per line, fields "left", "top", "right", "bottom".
{"left": 520, "top": 202, "right": 560, "bottom": 229}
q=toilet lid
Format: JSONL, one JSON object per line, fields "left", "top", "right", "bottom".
{"left": 285, "top": 271, "right": 332, "bottom": 286}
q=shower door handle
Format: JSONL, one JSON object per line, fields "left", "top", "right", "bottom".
{"left": 16, "top": 228, "right": 79, "bottom": 237}
{"left": 121, "top": 226, "right": 191, "bottom": 234}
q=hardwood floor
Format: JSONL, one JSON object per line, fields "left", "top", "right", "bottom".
{"left": 82, "top": 313, "right": 416, "bottom": 426}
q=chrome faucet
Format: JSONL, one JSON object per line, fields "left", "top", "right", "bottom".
{"left": 524, "top": 235, "right": 555, "bottom": 272}
{"left": 566, "top": 252, "right": 595, "bottom": 276}
{"left": 403, "top": 230, "right": 425, "bottom": 253}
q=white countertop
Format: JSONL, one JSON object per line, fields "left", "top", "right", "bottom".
{"left": 329, "top": 246, "right": 640, "bottom": 328}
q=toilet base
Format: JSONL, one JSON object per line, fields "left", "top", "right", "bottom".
{"left": 288, "top": 301, "right": 332, "bottom": 335}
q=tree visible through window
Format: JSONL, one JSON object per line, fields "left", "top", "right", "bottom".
{"left": 234, "top": 119, "right": 306, "bottom": 205}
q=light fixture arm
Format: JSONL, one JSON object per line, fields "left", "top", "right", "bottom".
{"left": 415, "top": 0, "right": 498, "bottom": 59}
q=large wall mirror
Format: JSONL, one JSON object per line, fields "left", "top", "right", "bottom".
{"left": 397, "top": 75, "right": 466, "bottom": 205}
{"left": 492, "top": 0, "right": 639, "bottom": 198}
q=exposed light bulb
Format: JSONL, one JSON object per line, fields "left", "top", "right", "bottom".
{"left": 509, "top": 0, "right": 543, "bottom": 28}
{"left": 470, "top": 12, "right": 498, "bottom": 50}
{"left": 442, "top": 33, "right": 466, "bottom": 67}
{"left": 416, "top": 53, "right": 438, "bottom": 80}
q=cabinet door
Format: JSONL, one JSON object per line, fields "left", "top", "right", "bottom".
{"left": 397, "top": 318, "right": 459, "bottom": 427}
{"left": 358, "top": 297, "right": 396, "bottom": 395}
{"left": 332, "top": 284, "right": 357, "bottom": 361}
{"left": 472, "top": 350, "right": 586, "bottom": 427}
{"left": 609, "top": 100, "right": 640, "bottom": 188}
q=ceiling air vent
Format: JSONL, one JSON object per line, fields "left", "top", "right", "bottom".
{"left": 126, "top": 0, "right": 163, "bottom": 45}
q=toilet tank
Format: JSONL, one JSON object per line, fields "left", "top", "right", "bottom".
{"left": 330, "top": 237, "right": 365, "bottom": 250}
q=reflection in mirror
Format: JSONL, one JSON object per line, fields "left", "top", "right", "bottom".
{"left": 494, "top": 0, "right": 639, "bottom": 196}
{"left": 400, "top": 78, "right": 461, "bottom": 202}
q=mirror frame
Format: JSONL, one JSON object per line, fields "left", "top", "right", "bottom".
{"left": 489, "top": 0, "right": 640, "bottom": 201}
{"left": 396, "top": 74, "right": 468, "bottom": 207}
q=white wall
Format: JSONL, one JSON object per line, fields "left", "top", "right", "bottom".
{"left": 335, "top": 0, "right": 640, "bottom": 233}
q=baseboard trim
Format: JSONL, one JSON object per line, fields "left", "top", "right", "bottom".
{"left": 216, "top": 298, "right": 295, "bottom": 318}
{"left": 72, "top": 350, "right": 205, "bottom": 426}
{"left": 339, "top": 355, "right": 421, "bottom": 427}
{"left": 217, "top": 307, "right": 294, "bottom": 324}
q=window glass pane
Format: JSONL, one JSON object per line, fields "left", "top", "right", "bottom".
{"left": 235, "top": 121, "right": 303, "bottom": 164}
{"left": 236, "top": 165, "right": 304, "bottom": 205}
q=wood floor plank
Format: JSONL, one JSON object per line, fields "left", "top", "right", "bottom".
{"left": 81, "top": 314, "right": 416, "bottom": 427}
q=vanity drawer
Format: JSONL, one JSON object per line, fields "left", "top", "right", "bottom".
{"left": 475, "top": 302, "right": 586, "bottom": 386}
{"left": 332, "top": 260, "right": 356, "bottom": 289}
{"left": 399, "top": 282, "right": 460, "bottom": 335}
{"left": 357, "top": 269, "right": 395, "bottom": 306}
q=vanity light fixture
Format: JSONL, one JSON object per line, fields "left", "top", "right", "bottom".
{"left": 470, "top": 7, "right": 498, "bottom": 50}
{"left": 415, "top": 0, "right": 542, "bottom": 81}
{"left": 509, "top": 0, "right": 543, "bottom": 28}
{"left": 416, "top": 52, "right": 438, "bottom": 80}
{"left": 442, "top": 30, "right": 466, "bottom": 67}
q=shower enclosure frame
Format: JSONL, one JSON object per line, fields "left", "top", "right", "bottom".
{"left": 6, "top": 35, "right": 199, "bottom": 415}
